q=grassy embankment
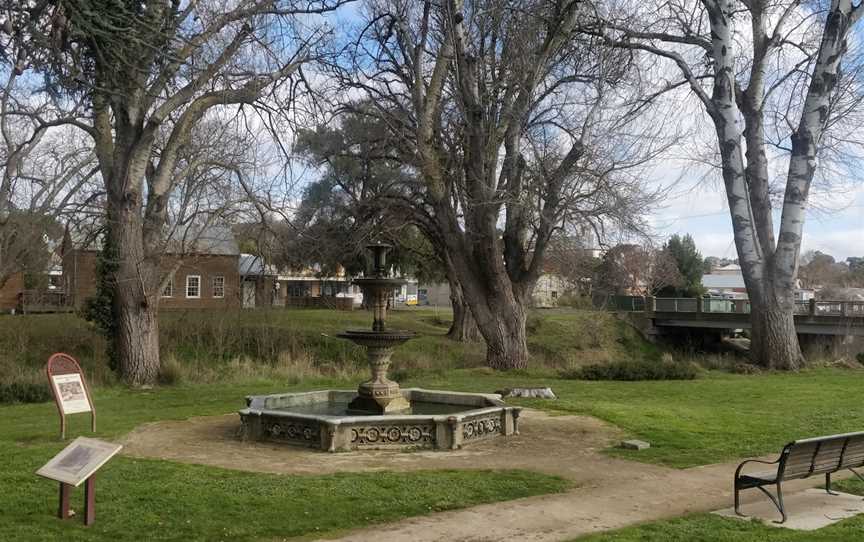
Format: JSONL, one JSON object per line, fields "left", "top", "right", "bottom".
{"left": 0, "top": 307, "right": 654, "bottom": 388}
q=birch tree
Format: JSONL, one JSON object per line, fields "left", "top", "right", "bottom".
{"left": 8, "top": 0, "right": 349, "bottom": 385}
{"left": 334, "top": 0, "right": 663, "bottom": 369}
{"left": 596, "top": 0, "right": 864, "bottom": 368}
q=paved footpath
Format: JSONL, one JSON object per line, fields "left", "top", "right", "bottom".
{"left": 318, "top": 459, "right": 847, "bottom": 542}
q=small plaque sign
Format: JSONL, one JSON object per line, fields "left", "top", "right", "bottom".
{"left": 51, "top": 373, "right": 91, "bottom": 415}
{"left": 36, "top": 437, "right": 122, "bottom": 487}
{"left": 36, "top": 437, "right": 121, "bottom": 525}
{"left": 46, "top": 353, "right": 96, "bottom": 439}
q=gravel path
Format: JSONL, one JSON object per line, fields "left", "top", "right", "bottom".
{"left": 121, "top": 409, "right": 838, "bottom": 542}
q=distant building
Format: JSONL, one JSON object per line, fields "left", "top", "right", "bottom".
{"left": 418, "top": 271, "right": 569, "bottom": 309}
{"left": 702, "top": 272, "right": 747, "bottom": 298}
{"left": 712, "top": 263, "right": 742, "bottom": 275}
{"left": 1, "top": 257, "right": 68, "bottom": 313}
{"left": 702, "top": 268, "right": 815, "bottom": 302}
{"left": 239, "top": 255, "right": 360, "bottom": 309}
{"left": 62, "top": 224, "right": 242, "bottom": 310}
{"left": 0, "top": 273, "right": 25, "bottom": 312}
{"left": 533, "top": 273, "right": 569, "bottom": 308}
{"left": 417, "top": 282, "right": 452, "bottom": 306}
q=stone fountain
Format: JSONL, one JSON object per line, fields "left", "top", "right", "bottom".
{"left": 338, "top": 242, "right": 413, "bottom": 415}
{"left": 238, "top": 244, "right": 521, "bottom": 452}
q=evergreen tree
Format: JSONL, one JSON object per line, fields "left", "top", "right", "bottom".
{"left": 664, "top": 234, "right": 704, "bottom": 297}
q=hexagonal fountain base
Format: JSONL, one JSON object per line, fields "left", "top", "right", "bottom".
{"left": 239, "top": 388, "right": 521, "bottom": 452}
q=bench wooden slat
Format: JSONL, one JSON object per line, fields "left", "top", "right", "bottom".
{"left": 736, "top": 431, "right": 864, "bottom": 524}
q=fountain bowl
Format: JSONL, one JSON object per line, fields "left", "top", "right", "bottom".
{"left": 336, "top": 329, "right": 415, "bottom": 347}
{"left": 239, "top": 388, "right": 521, "bottom": 452}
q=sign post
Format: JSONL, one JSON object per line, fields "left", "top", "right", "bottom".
{"left": 46, "top": 353, "right": 96, "bottom": 439}
{"left": 36, "top": 437, "right": 122, "bottom": 526}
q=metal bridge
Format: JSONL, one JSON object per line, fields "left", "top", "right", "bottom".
{"left": 609, "top": 296, "right": 864, "bottom": 336}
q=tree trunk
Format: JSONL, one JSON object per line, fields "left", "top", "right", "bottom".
{"left": 749, "top": 289, "right": 803, "bottom": 370}
{"left": 447, "top": 279, "right": 481, "bottom": 342}
{"left": 108, "top": 192, "right": 161, "bottom": 386}
{"left": 480, "top": 297, "right": 528, "bottom": 370}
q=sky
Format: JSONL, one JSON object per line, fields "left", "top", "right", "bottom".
{"left": 649, "top": 173, "right": 864, "bottom": 261}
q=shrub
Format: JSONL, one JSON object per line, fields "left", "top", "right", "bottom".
{"left": 561, "top": 358, "right": 700, "bottom": 381}
{"left": 857, "top": 352, "right": 864, "bottom": 365}
{"left": 0, "top": 381, "right": 53, "bottom": 404}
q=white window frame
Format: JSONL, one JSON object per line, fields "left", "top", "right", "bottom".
{"left": 186, "top": 275, "right": 201, "bottom": 299}
{"left": 212, "top": 275, "right": 225, "bottom": 299}
{"left": 162, "top": 276, "right": 174, "bottom": 298}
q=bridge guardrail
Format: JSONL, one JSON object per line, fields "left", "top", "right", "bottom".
{"left": 655, "top": 298, "right": 698, "bottom": 312}
{"left": 601, "top": 295, "right": 863, "bottom": 318}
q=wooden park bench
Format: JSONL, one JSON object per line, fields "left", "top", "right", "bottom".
{"left": 734, "top": 431, "right": 864, "bottom": 523}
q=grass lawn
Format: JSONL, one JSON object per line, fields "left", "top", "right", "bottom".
{"left": 5, "top": 309, "right": 864, "bottom": 539}
{"left": 573, "top": 479, "right": 864, "bottom": 541}
{"left": 0, "top": 379, "right": 567, "bottom": 541}
{"left": 409, "top": 368, "right": 864, "bottom": 468}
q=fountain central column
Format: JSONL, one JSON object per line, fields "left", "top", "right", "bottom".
{"left": 338, "top": 243, "right": 413, "bottom": 415}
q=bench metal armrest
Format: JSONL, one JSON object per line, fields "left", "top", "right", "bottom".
{"left": 735, "top": 458, "right": 781, "bottom": 480}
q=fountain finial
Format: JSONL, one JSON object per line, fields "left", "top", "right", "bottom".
{"left": 366, "top": 241, "right": 392, "bottom": 278}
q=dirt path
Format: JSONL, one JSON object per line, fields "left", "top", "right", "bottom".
{"left": 121, "top": 410, "right": 842, "bottom": 542}
{"left": 121, "top": 409, "right": 670, "bottom": 481}
{"left": 317, "top": 460, "right": 842, "bottom": 542}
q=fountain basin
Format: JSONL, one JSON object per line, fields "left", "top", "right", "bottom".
{"left": 239, "top": 388, "right": 521, "bottom": 452}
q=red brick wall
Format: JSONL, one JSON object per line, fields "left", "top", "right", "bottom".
{"left": 160, "top": 254, "right": 241, "bottom": 309}
{"left": 0, "top": 272, "right": 24, "bottom": 311}
{"left": 63, "top": 250, "right": 99, "bottom": 307}
{"left": 64, "top": 249, "right": 240, "bottom": 310}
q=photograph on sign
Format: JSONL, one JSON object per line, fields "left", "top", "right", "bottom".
{"left": 51, "top": 373, "right": 91, "bottom": 414}
{"left": 36, "top": 437, "right": 122, "bottom": 487}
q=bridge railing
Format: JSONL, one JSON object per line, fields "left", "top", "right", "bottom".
{"left": 603, "top": 295, "right": 864, "bottom": 318}
{"left": 654, "top": 297, "right": 698, "bottom": 312}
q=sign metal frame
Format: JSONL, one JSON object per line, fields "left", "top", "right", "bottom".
{"left": 46, "top": 353, "right": 96, "bottom": 439}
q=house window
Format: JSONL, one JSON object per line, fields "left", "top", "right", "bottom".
{"left": 162, "top": 277, "right": 174, "bottom": 298}
{"left": 186, "top": 275, "right": 201, "bottom": 298}
{"left": 551, "top": 291, "right": 558, "bottom": 299}
{"left": 212, "top": 276, "right": 225, "bottom": 298}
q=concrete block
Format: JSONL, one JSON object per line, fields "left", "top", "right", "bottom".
{"left": 620, "top": 439, "right": 650, "bottom": 450}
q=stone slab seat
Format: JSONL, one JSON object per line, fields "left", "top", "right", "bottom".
{"left": 734, "top": 431, "right": 864, "bottom": 524}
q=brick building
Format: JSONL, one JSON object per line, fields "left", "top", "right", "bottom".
{"left": 62, "top": 225, "right": 242, "bottom": 310}
{"left": 0, "top": 272, "right": 25, "bottom": 311}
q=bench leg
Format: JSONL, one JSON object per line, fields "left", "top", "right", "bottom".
{"left": 734, "top": 481, "right": 744, "bottom": 517}
{"left": 754, "top": 483, "right": 787, "bottom": 524}
{"left": 775, "top": 482, "right": 787, "bottom": 524}
{"left": 826, "top": 472, "right": 839, "bottom": 496}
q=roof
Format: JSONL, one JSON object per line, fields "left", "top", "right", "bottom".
{"left": 239, "top": 254, "right": 280, "bottom": 276}
{"left": 702, "top": 273, "right": 745, "bottom": 289}
{"left": 167, "top": 224, "right": 238, "bottom": 256}
{"left": 66, "top": 223, "right": 239, "bottom": 257}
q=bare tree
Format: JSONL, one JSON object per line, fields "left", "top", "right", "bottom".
{"left": 9, "top": 0, "right": 349, "bottom": 385}
{"left": 545, "top": 234, "right": 601, "bottom": 298}
{"left": 0, "top": 33, "right": 98, "bottom": 289}
{"left": 293, "top": 111, "right": 483, "bottom": 341}
{"left": 332, "top": 0, "right": 664, "bottom": 369}
{"left": 596, "top": 0, "right": 864, "bottom": 368}
{"left": 597, "top": 244, "right": 683, "bottom": 296}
